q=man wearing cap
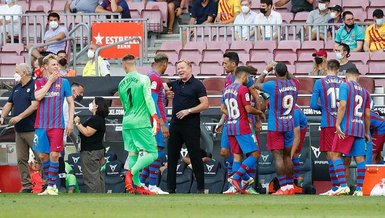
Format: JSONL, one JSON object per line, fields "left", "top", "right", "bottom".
{"left": 364, "top": 9, "right": 385, "bottom": 52}
{"left": 274, "top": 0, "right": 314, "bottom": 13}
{"left": 305, "top": 0, "right": 331, "bottom": 40}
{"left": 335, "top": 11, "right": 364, "bottom": 52}
{"left": 310, "top": 49, "right": 327, "bottom": 76}
{"left": 327, "top": 5, "right": 343, "bottom": 40}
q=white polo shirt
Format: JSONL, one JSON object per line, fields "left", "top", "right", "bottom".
{"left": 255, "top": 10, "right": 282, "bottom": 39}
{"left": 234, "top": 11, "right": 258, "bottom": 40}
{"left": 0, "top": 4, "right": 22, "bottom": 34}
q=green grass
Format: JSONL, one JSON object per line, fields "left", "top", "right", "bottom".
{"left": 1, "top": 194, "right": 385, "bottom": 217}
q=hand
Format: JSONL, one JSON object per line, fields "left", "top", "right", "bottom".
{"left": 48, "top": 72, "right": 58, "bottom": 84}
{"left": 152, "top": 115, "right": 159, "bottom": 136}
{"left": 335, "top": 125, "right": 345, "bottom": 139}
{"left": 160, "top": 124, "right": 169, "bottom": 138}
{"left": 214, "top": 123, "right": 223, "bottom": 133}
{"left": 67, "top": 123, "right": 73, "bottom": 136}
{"left": 0, "top": 117, "right": 4, "bottom": 125}
{"left": 265, "top": 61, "right": 277, "bottom": 73}
{"left": 9, "top": 116, "right": 21, "bottom": 125}
{"left": 259, "top": 112, "right": 266, "bottom": 122}
{"left": 175, "top": 8, "right": 183, "bottom": 16}
{"left": 255, "top": 120, "right": 262, "bottom": 133}
{"left": 74, "top": 116, "right": 80, "bottom": 125}
{"left": 166, "top": 87, "right": 174, "bottom": 99}
{"left": 365, "top": 134, "right": 370, "bottom": 143}
{"left": 176, "top": 109, "right": 190, "bottom": 119}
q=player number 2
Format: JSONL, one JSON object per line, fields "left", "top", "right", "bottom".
{"left": 225, "top": 99, "right": 240, "bottom": 120}
{"left": 354, "top": 95, "right": 363, "bottom": 117}
{"left": 327, "top": 87, "right": 339, "bottom": 108}
{"left": 282, "top": 95, "right": 294, "bottom": 115}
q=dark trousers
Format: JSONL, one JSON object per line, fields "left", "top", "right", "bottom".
{"left": 80, "top": 149, "right": 105, "bottom": 193}
{"left": 167, "top": 123, "right": 204, "bottom": 192}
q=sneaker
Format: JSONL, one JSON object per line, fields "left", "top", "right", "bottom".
{"left": 228, "top": 177, "right": 245, "bottom": 194}
{"left": 245, "top": 186, "right": 259, "bottom": 195}
{"left": 149, "top": 186, "right": 169, "bottom": 195}
{"left": 333, "top": 186, "right": 350, "bottom": 196}
{"left": 286, "top": 188, "right": 295, "bottom": 195}
{"left": 38, "top": 188, "right": 49, "bottom": 196}
{"left": 352, "top": 190, "right": 363, "bottom": 196}
{"left": 125, "top": 171, "right": 134, "bottom": 193}
{"left": 319, "top": 189, "right": 335, "bottom": 196}
{"left": 47, "top": 187, "right": 59, "bottom": 196}
{"left": 272, "top": 188, "right": 286, "bottom": 195}
{"left": 223, "top": 186, "right": 238, "bottom": 194}
{"left": 241, "top": 177, "right": 255, "bottom": 191}
{"left": 293, "top": 183, "right": 303, "bottom": 194}
{"left": 20, "top": 188, "right": 32, "bottom": 193}
{"left": 135, "top": 186, "right": 156, "bottom": 195}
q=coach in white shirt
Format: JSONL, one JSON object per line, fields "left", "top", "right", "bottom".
{"left": 255, "top": 0, "right": 282, "bottom": 40}
{"left": 234, "top": 0, "right": 258, "bottom": 41}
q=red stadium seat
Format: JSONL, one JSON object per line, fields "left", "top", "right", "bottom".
{"left": 202, "top": 50, "right": 223, "bottom": 64}
{"left": 370, "top": 0, "right": 384, "bottom": 6}
{"left": 349, "top": 52, "right": 370, "bottom": 65}
{"left": 281, "top": 12, "right": 294, "bottom": 23}
{"left": 2, "top": 44, "right": 25, "bottom": 55}
{"left": 253, "top": 40, "right": 277, "bottom": 53}
{"left": 179, "top": 50, "right": 202, "bottom": 66}
{"left": 277, "top": 40, "right": 301, "bottom": 52}
{"left": 297, "top": 77, "right": 315, "bottom": 93}
{"left": 329, "top": 0, "right": 342, "bottom": 6}
{"left": 249, "top": 51, "right": 274, "bottom": 64}
{"left": 159, "top": 41, "right": 182, "bottom": 52}
{"left": 28, "top": 0, "right": 52, "bottom": 12}
{"left": 355, "top": 64, "right": 369, "bottom": 75}
{"left": 324, "top": 40, "right": 336, "bottom": 52}
{"left": 142, "top": 9, "right": 163, "bottom": 32}
{"left": 130, "top": 10, "right": 141, "bottom": 19}
{"left": 184, "top": 41, "right": 206, "bottom": 54}
{"left": 297, "top": 49, "right": 317, "bottom": 62}
{"left": 292, "top": 12, "right": 309, "bottom": 23}
{"left": 295, "top": 61, "right": 313, "bottom": 75}
{"left": 200, "top": 62, "right": 223, "bottom": 75}
{"left": 51, "top": 0, "right": 66, "bottom": 12}
{"left": 237, "top": 53, "right": 250, "bottom": 65}
{"left": 274, "top": 50, "right": 297, "bottom": 65}
{"left": 202, "top": 78, "right": 225, "bottom": 92}
{"left": 326, "top": 51, "right": 337, "bottom": 60}
{"left": 358, "top": 77, "right": 375, "bottom": 93}
{"left": 127, "top": 2, "right": 144, "bottom": 13}
{"left": 369, "top": 52, "right": 385, "bottom": 61}
{"left": 205, "top": 41, "right": 229, "bottom": 53}
{"left": 368, "top": 61, "right": 384, "bottom": 74}
{"left": 367, "top": 7, "right": 385, "bottom": 22}
{"left": 246, "top": 61, "right": 268, "bottom": 75}
{"left": 1, "top": 55, "right": 24, "bottom": 64}
{"left": 0, "top": 64, "right": 17, "bottom": 77}
{"left": 229, "top": 41, "right": 253, "bottom": 54}
{"left": 301, "top": 41, "right": 324, "bottom": 50}
{"left": 136, "top": 65, "right": 152, "bottom": 75}
{"left": 192, "top": 65, "right": 200, "bottom": 76}
{"left": 146, "top": 2, "right": 168, "bottom": 27}
{"left": 156, "top": 51, "right": 178, "bottom": 66}
{"left": 342, "top": 0, "right": 369, "bottom": 10}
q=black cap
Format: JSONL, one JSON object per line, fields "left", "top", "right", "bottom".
{"left": 319, "top": 0, "right": 330, "bottom": 3}
{"left": 328, "top": 5, "right": 342, "bottom": 12}
{"left": 373, "top": 9, "right": 384, "bottom": 18}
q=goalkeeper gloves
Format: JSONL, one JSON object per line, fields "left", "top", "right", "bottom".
{"left": 152, "top": 114, "right": 159, "bottom": 136}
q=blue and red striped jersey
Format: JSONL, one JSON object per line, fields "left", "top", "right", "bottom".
{"left": 223, "top": 83, "right": 251, "bottom": 136}
{"left": 262, "top": 79, "right": 298, "bottom": 131}
{"left": 339, "top": 81, "right": 370, "bottom": 138}
{"left": 34, "top": 77, "right": 71, "bottom": 129}
{"left": 370, "top": 110, "right": 385, "bottom": 135}
{"left": 225, "top": 73, "right": 254, "bottom": 89}
{"left": 148, "top": 70, "right": 167, "bottom": 123}
{"left": 310, "top": 75, "right": 343, "bottom": 128}
{"left": 294, "top": 105, "right": 307, "bottom": 130}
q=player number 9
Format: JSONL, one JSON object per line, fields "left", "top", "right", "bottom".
{"left": 282, "top": 95, "right": 294, "bottom": 116}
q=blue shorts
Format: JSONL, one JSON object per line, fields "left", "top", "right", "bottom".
{"left": 33, "top": 128, "right": 50, "bottom": 154}
{"left": 228, "top": 133, "right": 259, "bottom": 154}
{"left": 155, "top": 123, "right": 168, "bottom": 147}
{"left": 346, "top": 138, "right": 367, "bottom": 157}
{"left": 221, "top": 124, "right": 230, "bottom": 149}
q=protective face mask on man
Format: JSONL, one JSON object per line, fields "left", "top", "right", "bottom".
{"left": 318, "top": 3, "right": 326, "bottom": 11}
{"left": 241, "top": 6, "right": 250, "bottom": 14}
{"left": 376, "top": 18, "right": 384, "bottom": 26}
{"left": 87, "top": 50, "right": 95, "bottom": 59}
{"left": 49, "top": 21, "right": 59, "bottom": 29}
{"left": 14, "top": 73, "right": 21, "bottom": 82}
{"left": 88, "top": 103, "right": 94, "bottom": 112}
{"left": 75, "top": 95, "right": 83, "bottom": 103}
{"left": 335, "top": 52, "right": 344, "bottom": 60}
{"left": 330, "top": 12, "right": 337, "bottom": 19}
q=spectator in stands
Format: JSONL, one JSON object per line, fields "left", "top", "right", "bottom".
{"left": 214, "top": 0, "right": 240, "bottom": 24}
{"left": 310, "top": 49, "right": 327, "bottom": 75}
{"left": 364, "top": 9, "right": 385, "bottom": 52}
{"left": 305, "top": 0, "right": 331, "bottom": 40}
{"left": 27, "top": 12, "right": 68, "bottom": 64}
{"left": 33, "top": 57, "right": 45, "bottom": 78}
{"left": 1, "top": 63, "right": 38, "bottom": 193}
{"left": 167, "top": 0, "right": 186, "bottom": 34}
{"left": 255, "top": 0, "right": 282, "bottom": 40}
{"left": 96, "top": 0, "right": 131, "bottom": 19}
{"left": 74, "top": 97, "right": 109, "bottom": 193}
{"left": 0, "top": 0, "right": 22, "bottom": 43}
{"left": 57, "top": 50, "right": 76, "bottom": 77}
{"left": 335, "top": 43, "right": 356, "bottom": 75}
{"left": 335, "top": 11, "right": 364, "bottom": 52}
{"left": 327, "top": 5, "right": 342, "bottom": 41}
{"left": 274, "top": 0, "right": 314, "bottom": 13}
{"left": 82, "top": 44, "right": 111, "bottom": 77}
{"left": 233, "top": 0, "right": 257, "bottom": 41}
{"left": 65, "top": 0, "right": 100, "bottom": 13}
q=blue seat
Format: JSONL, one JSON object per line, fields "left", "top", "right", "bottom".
{"left": 67, "top": 153, "right": 81, "bottom": 168}
{"left": 190, "top": 159, "right": 226, "bottom": 194}
{"left": 159, "top": 160, "right": 193, "bottom": 193}
{"left": 104, "top": 160, "right": 125, "bottom": 193}
{"left": 72, "top": 163, "right": 87, "bottom": 193}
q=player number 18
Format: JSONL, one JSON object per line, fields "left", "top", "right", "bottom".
{"left": 224, "top": 98, "right": 240, "bottom": 120}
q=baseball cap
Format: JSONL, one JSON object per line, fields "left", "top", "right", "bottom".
{"left": 328, "top": 5, "right": 342, "bottom": 12}
{"left": 373, "top": 9, "right": 384, "bottom": 18}
{"left": 318, "top": 0, "right": 330, "bottom": 3}
{"left": 312, "top": 49, "right": 327, "bottom": 58}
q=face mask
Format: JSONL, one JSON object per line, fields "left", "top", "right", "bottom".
{"left": 335, "top": 52, "right": 343, "bottom": 60}
{"left": 88, "top": 103, "right": 94, "bottom": 112}
{"left": 87, "top": 49, "right": 95, "bottom": 59}
{"left": 58, "top": 58, "right": 67, "bottom": 66}
{"left": 75, "top": 95, "right": 83, "bottom": 103}
{"left": 260, "top": 8, "right": 267, "bottom": 14}
{"left": 241, "top": 6, "right": 250, "bottom": 14}
{"left": 318, "top": 3, "right": 326, "bottom": 11}
{"left": 49, "top": 21, "right": 59, "bottom": 29}
{"left": 14, "top": 73, "right": 21, "bottom": 82}
{"left": 314, "top": 57, "right": 323, "bottom": 65}
{"left": 345, "top": 23, "right": 354, "bottom": 29}
{"left": 330, "top": 12, "right": 337, "bottom": 19}
{"left": 376, "top": 18, "right": 384, "bottom": 26}
{"left": 34, "top": 68, "right": 43, "bottom": 78}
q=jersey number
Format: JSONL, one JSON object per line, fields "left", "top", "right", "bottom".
{"left": 282, "top": 95, "right": 294, "bottom": 115}
{"left": 225, "top": 99, "right": 240, "bottom": 120}
{"left": 327, "top": 87, "right": 340, "bottom": 109}
{"left": 127, "top": 88, "right": 133, "bottom": 108}
{"left": 354, "top": 95, "right": 363, "bottom": 117}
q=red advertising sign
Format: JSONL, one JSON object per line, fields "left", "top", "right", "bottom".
{"left": 91, "top": 22, "right": 144, "bottom": 58}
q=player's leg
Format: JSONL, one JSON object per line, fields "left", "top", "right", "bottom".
{"left": 122, "top": 129, "right": 137, "bottom": 193}
{"left": 320, "top": 128, "right": 339, "bottom": 195}
{"left": 147, "top": 129, "right": 168, "bottom": 194}
{"left": 33, "top": 128, "right": 50, "bottom": 181}
{"left": 167, "top": 124, "right": 184, "bottom": 193}
{"left": 268, "top": 131, "right": 287, "bottom": 195}
{"left": 350, "top": 138, "right": 367, "bottom": 196}
{"left": 372, "top": 135, "right": 385, "bottom": 164}
{"left": 139, "top": 167, "right": 150, "bottom": 184}
{"left": 283, "top": 131, "right": 295, "bottom": 194}
{"left": 220, "top": 125, "right": 233, "bottom": 177}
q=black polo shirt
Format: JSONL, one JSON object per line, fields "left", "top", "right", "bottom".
{"left": 168, "top": 76, "right": 207, "bottom": 126}
{"left": 8, "top": 78, "right": 36, "bottom": 132}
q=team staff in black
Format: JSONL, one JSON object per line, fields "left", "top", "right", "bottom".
{"left": 166, "top": 60, "right": 209, "bottom": 193}
{"left": 1, "top": 63, "right": 39, "bottom": 193}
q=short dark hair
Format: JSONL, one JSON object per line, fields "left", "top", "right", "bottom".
{"left": 235, "top": 66, "right": 253, "bottom": 77}
{"left": 346, "top": 67, "right": 360, "bottom": 75}
{"left": 57, "top": 50, "right": 66, "bottom": 56}
{"left": 339, "top": 43, "right": 350, "bottom": 57}
{"left": 373, "top": 9, "right": 384, "bottom": 18}
{"left": 95, "top": 97, "right": 109, "bottom": 118}
{"left": 48, "top": 12, "right": 60, "bottom": 20}
{"left": 223, "top": 52, "right": 239, "bottom": 66}
{"left": 71, "top": 82, "right": 84, "bottom": 89}
{"left": 342, "top": 11, "right": 353, "bottom": 20}
{"left": 260, "top": 0, "right": 273, "bottom": 6}
{"left": 327, "top": 59, "right": 340, "bottom": 71}
{"left": 275, "top": 62, "right": 288, "bottom": 77}
{"left": 154, "top": 53, "right": 168, "bottom": 64}
{"left": 122, "top": 54, "right": 136, "bottom": 62}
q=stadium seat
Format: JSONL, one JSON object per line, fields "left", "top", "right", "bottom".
{"left": 236, "top": 53, "right": 250, "bottom": 65}
{"left": 159, "top": 41, "right": 182, "bottom": 52}
{"left": 324, "top": 40, "right": 335, "bottom": 52}
{"left": 214, "top": 27, "right": 233, "bottom": 41}
{"left": 281, "top": 12, "right": 294, "bottom": 23}
{"left": 202, "top": 78, "right": 225, "bottom": 92}
{"left": 0, "top": 64, "right": 17, "bottom": 77}
{"left": 129, "top": 10, "right": 141, "bottom": 19}
{"left": 368, "top": 61, "right": 384, "bottom": 74}
{"left": 277, "top": 40, "right": 301, "bottom": 52}
{"left": 184, "top": 41, "right": 206, "bottom": 54}
{"left": 67, "top": 153, "right": 81, "bottom": 167}
{"left": 342, "top": 0, "right": 369, "bottom": 11}
{"left": 342, "top": 7, "right": 366, "bottom": 22}
{"left": 369, "top": 52, "right": 385, "bottom": 61}
{"left": 73, "top": 163, "right": 87, "bottom": 193}
{"left": 1, "top": 44, "right": 25, "bottom": 55}
{"left": 301, "top": 40, "right": 324, "bottom": 51}
{"left": 292, "top": 12, "right": 309, "bottom": 23}
{"left": 253, "top": 40, "right": 277, "bottom": 53}
{"left": 326, "top": 51, "right": 337, "bottom": 60}
{"left": 349, "top": 52, "right": 370, "bottom": 64}
{"left": 104, "top": 160, "right": 125, "bottom": 193}
{"left": 358, "top": 77, "right": 375, "bottom": 93}
{"left": 190, "top": 159, "right": 226, "bottom": 194}
{"left": 274, "top": 50, "right": 297, "bottom": 65}
{"left": 127, "top": 2, "right": 144, "bottom": 14}
{"left": 246, "top": 61, "right": 267, "bottom": 74}
{"left": 159, "top": 160, "right": 193, "bottom": 193}
{"left": 370, "top": 0, "right": 384, "bottom": 6}
{"left": 104, "top": 152, "right": 118, "bottom": 163}
{"left": 179, "top": 50, "right": 201, "bottom": 66}
{"left": 142, "top": 9, "right": 163, "bottom": 33}
{"left": 249, "top": 51, "right": 273, "bottom": 64}
{"left": 295, "top": 61, "right": 313, "bottom": 75}
{"left": 205, "top": 41, "right": 229, "bottom": 53}
{"left": 137, "top": 65, "right": 152, "bottom": 75}
{"left": 51, "top": 0, "right": 66, "bottom": 12}
{"left": 146, "top": 2, "right": 168, "bottom": 27}
{"left": 165, "top": 65, "right": 176, "bottom": 75}
{"left": 329, "top": 0, "right": 341, "bottom": 6}
{"left": 297, "top": 49, "right": 317, "bottom": 62}
{"left": 28, "top": 0, "right": 52, "bottom": 12}
{"left": 200, "top": 62, "right": 223, "bottom": 75}
{"left": 367, "top": 7, "right": 385, "bottom": 22}
{"left": 354, "top": 64, "right": 369, "bottom": 75}
{"left": 202, "top": 50, "right": 223, "bottom": 64}
{"left": 111, "top": 92, "right": 122, "bottom": 107}
{"left": 229, "top": 41, "right": 253, "bottom": 54}
{"left": 297, "top": 77, "right": 314, "bottom": 93}
{"left": 156, "top": 51, "right": 178, "bottom": 66}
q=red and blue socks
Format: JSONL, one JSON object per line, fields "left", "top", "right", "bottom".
{"left": 47, "top": 161, "right": 59, "bottom": 187}
{"left": 333, "top": 159, "right": 347, "bottom": 187}
{"left": 292, "top": 157, "right": 300, "bottom": 179}
{"left": 232, "top": 156, "right": 257, "bottom": 181}
{"left": 42, "top": 160, "right": 50, "bottom": 179}
{"left": 328, "top": 159, "right": 339, "bottom": 191}
{"left": 356, "top": 161, "right": 366, "bottom": 191}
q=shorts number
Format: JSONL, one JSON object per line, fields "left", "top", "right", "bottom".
{"left": 225, "top": 98, "right": 240, "bottom": 120}
{"left": 327, "top": 87, "right": 340, "bottom": 109}
{"left": 354, "top": 95, "right": 363, "bottom": 117}
{"left": 127, "top": 88, "right": 133, "bottom": 108}
{"left": 282, "top": 95, "right": 294, "bottom": 115}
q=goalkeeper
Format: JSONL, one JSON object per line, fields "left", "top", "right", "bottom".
{"left": 118, "top": 54, "right": 159, "bottom": 195}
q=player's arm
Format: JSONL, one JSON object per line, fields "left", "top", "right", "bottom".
{"left": 65, "top": 0, "right": 71, "bottom": 13}
{"left": 291, "top": 127, "right": 300, "bottom": 158}
{"left": 335, "top": 99, "right": 346, "bottom": 139}
{"left": 189, "top": 96, "right": 209, "bottom": 113}
{"left": 66, "top": 96, "right": 75, "bottom": 135}
{"left": 310, "top": 81, "right": 321, "bottom": 110}
{"left": 0, "top": 102, "right": 13, "bottom": 125}
{"left": 111, "top": 0, "right": 123, "bottom": 13}
{"left": 245, "top": 105, "right": 265, "bottom": 116}
{"left": 35, "top": 74, "right": 58, "bottom": 101}
{"left": 8, "top": 101, "right": 38, "bottom": 126}
{"left": 221, "top": 104, "right": 228, "bottom": 116}
{"left": 255, "top": 62, "right": 275, "bottom": 90}
{"left": 274, "top": 0, "right": 290, "bottom": 7}
{"left": 143, "top": 79, "right": 157, "bottom": 117}
{"left": 364, "top": 107, "right": 371, "bottom": 142}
